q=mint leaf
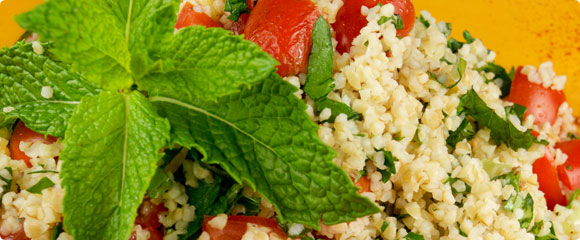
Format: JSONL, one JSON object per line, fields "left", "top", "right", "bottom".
{"left": 225, "top": 0, "right": 250, "bottom": 21}
{"left": 149, "top": 75, "right": 380, "bottom": 229}
{"left": 146, "top": 168, "right": 172, "bottom": 199}
{"left": 478, "top": 62, "right": 514, "bottom": 98}
{"left": 139, "top": 26, "right": 278, "bottom": 101}
{"left": 304, "top": 17, "right": 334, "bottom": 101}
{"left": 60, "top": 91, "right": 170, "bottom": 240}
{"left": 305, "top": 17, "right": 360, "bottom": 123}
{"left": 377, "top": 149, "right": 397, "bottom": 183}
{"left": 15, "top": 0, "right": 179, "bottom": 89}
{"left": 458, "top": 89, "right": 540, "bottom": 150}
{"left": 446, "top": 118, "right": 475, "bottom": 149}
{"left": 0, "top": 42, "right": 100, "bottom": 137}
{"left": 26, "top": 176, "right": 55, "bottom": 194}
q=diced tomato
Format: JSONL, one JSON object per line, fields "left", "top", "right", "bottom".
{"left": 231, "top": 13, "right": 250, "bottom": 35}
{"left": 246, "top": 0, "right": 255, "bottom": 10}
{"left": 175, "top": 2, "right": 221, "bottom": 29}
{"left": 129, "top": 227, "right": 163, "bottom": 240}
{"left": 532, "top": 147, "right": 567, "bottom": 209}
{"left": 354, "top": 176, "right": 371, "bottom": 193}
{"left": 555, "top": 140, "right": 580, "bottom": 191}
{"left": 0, "top": 224, "right": 29, "bottom": 240}
{"left": 135, "top": 200, "right": 167, "bottom": 229}
{"left": 9, "top": 121, "right": 57, "bottom": 168}
{"left": 505, "top": 66, "right": 566, "bottom": 125}
{"left": 202, "top": 215, "right": 288, "bottom": 240}
{"left": 333, "top": 0, "right": 415, "bottom": 54}
{"left": 243, "top": 0, "right": 320, "bottom": 77}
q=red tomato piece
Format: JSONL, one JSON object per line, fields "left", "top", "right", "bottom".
{"left": 231, "top": 13, "right": 250, "bottom": 35}
{"left": 555, "top": 140, "right": 580, "bottom": 191}
{"left": 175, "top": 2, "right": 221, "bottom": 29}
{"left": 129, "top": 227, "right": 164, "bottom": 240}
{"left": 9, "top": 121, "right": 57, "bottom": 168}
{"left": 333, "top": 0, "right": 415, "bottom": 54}
{"left": 135, "top": 200, "right": 167, "bottom": 229}
{"left": 0, "top": 224, "right": 29, "bottom": 240}
{"left": 506, "top": 66, "right": 566, "bottom": 125}
{"left": 352, "top": 175, "right": 371, "bottom": 193}
{"left": 243, "top": 0, "right": 321, "bottom": 77}
{"left": 532, "top": 147, "right": 567, "bottom": 210}
{"left": 202, "top": 215, "right": 288, "bottom": 240}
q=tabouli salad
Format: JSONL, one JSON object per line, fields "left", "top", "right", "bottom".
{"left": 0, "top": 0, "right": 579, "bottom": 239}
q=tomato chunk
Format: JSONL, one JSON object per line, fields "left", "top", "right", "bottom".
{"left": 505, "top": 66, "right": 566, "bottom": 125}
{"left": 555, "top": 140, "right": 580, "bottom": 191}
{"left": 175, "top": 2, "right": 221, "bottom": 29}
{"left": 202, "top": 215, "right": 287, "bottom": 240}
{"left": 353, "top": 175, "right": 371, "bottom": 193}
{"left": 243, "top": 0, "right": 320, "bottom": 77}
{"left": 9, "top": 121, "right": 57, "bottom": 168}
{"left": 532, "top": 147, "right": 567, "bottom": 209}
{"left": 333, "top": 0, "right": 415, "bottom": 54}
{"left": 0, "top": 223, "right": 29, "bottom": 240}
{"left": 135, "top": 199, "right": 167, "bottom": 229}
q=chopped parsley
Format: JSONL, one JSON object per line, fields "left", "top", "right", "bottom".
{"left": 380, "top": 221, "right": 389, "bottom": 232}
{"left": 432, "top": 57, "right": 466, "bottom": 89}
{"left": 477, "top": 62, "right": 515, "bottom": 98}
{"left": 419, "top": 14, "right": 430, "bottom": 28}
{"left": 457, "top": 222, "right": 467, "bottom": 237}
{"left": 26, "top": 176, "right": 56, "bottom": 194}
{"left": 445, "top": 177, "right": 472, "bottom": 194}
{"left": 463, "top": 30, "right": 475, "bottom": 43}
{"left": 505, "top": 103, "right": 527, "bottom": 122}
{"left": 458, "top": 89, "right": 546, "bottom": 150}
{"left": 414, "top": 128, "right": 423, "bottom": 145}
{"left": 568, "top": 133, "right": 579, "bottom": 139}
{"left": 224, "top": 0, "right": 250, "bottom": 21}
{"left": 446, "top": 118, "right": 476, "bottom": 149}
{"left": 0, "top": 167, "right": 12, "bottom": 199}
{"left": 378, "top": 14, "right": 404, "bottom": 30}
{"left": 492, "top": 171, "right": 521, "bottom": 192}
{"left": 377, "top": 149, "right": 398, "bottom": 183}
{"left": 567, "top": 187, "right": 580, "bottom": 208}
{"left": 503, "top": 193, "right": 534, "bottom": 229}
{"left": 404, "top": 232, "right": 425, "bottom": 240}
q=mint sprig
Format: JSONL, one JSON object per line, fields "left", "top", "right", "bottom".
{"left": 147, "top": 74, "right": 380, "bottom": 229}
{"left": 60, "top": 91, "right": 170, "bottom": 240}
{"left": 0, "top": 42, "right": 100, "bottom": 137}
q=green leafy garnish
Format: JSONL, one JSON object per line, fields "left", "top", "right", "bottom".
{"left": 442, "top": 22, "right": 452, "bottom": 38}
{"left": 304, "top": 17, "right": 360, "bottom": 123}
{"left": 463, "top": 30, "right": 475, "bottom": 43}
{"left": 60, "top": 91, "right": 170, "bottom": 240}
{"left": 146, "top": 168, "right": 173, "bottom": 199}
{"left": 457, "top": 222, "right": 467, "bottom": 237}
{"left": 446, "top": 118, "right": 476, "bottom": 149}
{"left": 381, "top": 221, "right": 389, "bottom": 232}
{"left": 0, "top": 167, "right": 13, "bottom": 198}
{"left": 568, "top": 133, "right": 579, "bottom": 139}
{"left": 0, "top": 42, "right": 100, "bottom": 137}
{"left": 445, "top": 177, "right": 472, "bottom": 194}
{"left": 535, "top": 222, "right": 558, "bottom": 240}
{"left": 505, "top": 104, "right": 527, "bottom": 122}
{"left": 447, "top": 38, "right": 463, "bottom": 53}
{"left": 146, "top": 74, "right": 379, "bottom": 229}
{"left": 478, "top": 62, "right": 515, "bottom": 98}
{"left": 377, "top": 149, "right": 398, "bottom": 183}
{"left": 419, "top": 14, "right": 430, "bottom": 28}
{"left": 51, "top": 222, "right": 64, "bottom": 240}
{"left": 404, "top": 232, "right": 425, "bottom": 240}
{"left": 225, "top": 0, "right": 250, "bottom": 21}
{"left": 413, "top": 128, "right": 423, "bottom": 145}
{"left": 432, "top": 57, "right": 466, "bottom": 89}
{"left": 530, "top": 221, "right": 543, "bottom": 235}
{"left": 378, "top": 14, "right": 403, "bottom": 29}
{"left": 458, "top": 89, "right": 544, "bottom": 150}
{"left": 16, "top": 0, "right": 179, "bottom": 90}
{"left": 503, "top": 193, "right": 534, "bottom": 229}
{"left": 492, "top": 171, "right": 521, "bottom": 192}
{"left": 28, "top": 170, "right": 59, "bottom": 175}
{"left": 27, "top": 176, "right": 56, "bottom": 194}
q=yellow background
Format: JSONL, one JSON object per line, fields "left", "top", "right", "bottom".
{"left": 1, "top": 0, "right": 580, "bottom": 117}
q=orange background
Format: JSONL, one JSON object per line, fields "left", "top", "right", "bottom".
{"left": 1, "top": 0, "right": 580, "bottom": 117}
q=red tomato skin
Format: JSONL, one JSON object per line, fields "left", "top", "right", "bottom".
{"left": 243, "top": 0, "right": 320, "bottom": 77}
{"left": 532, "top": 147, "right": 567, "bottom": 210}
{"left": 202, "top": 215, "right": 288, "bottom": 240}
{"left": 135, "top": 200, "right": 167, "bottom": 229}
{"left": 333, "top": 0, "right": 415, "bottom": 54}
{"left": 555, "top": 140, "right": 580, "bottom": 191}
{"left": 9, "top": 121, "right": 57, "bottom": 168}
{"left": 175, "top": 3, "right": 221, "bottom": 29}
{"left": 506, "top": 66, "right": 566, "bottom": 125}
{"left": 0, "top": 224, "right": 29, "bottom": 240}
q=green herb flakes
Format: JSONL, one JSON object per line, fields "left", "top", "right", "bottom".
{"left": 404, "top": 232, "right": 425, "bottom": 240}
{"left": 27, "top": 176, "right": 55, "bottom": 194}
